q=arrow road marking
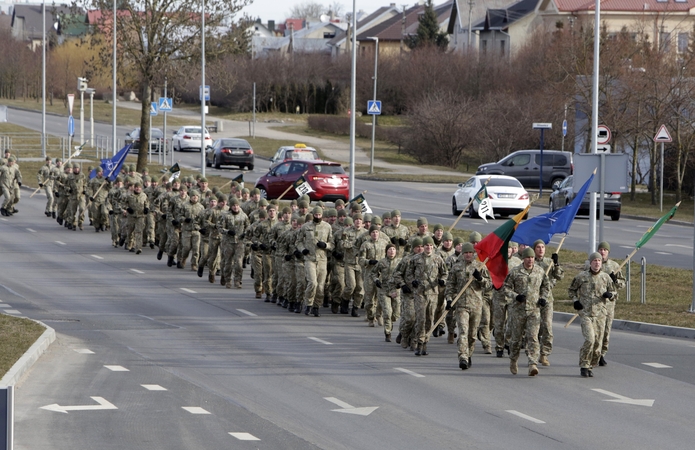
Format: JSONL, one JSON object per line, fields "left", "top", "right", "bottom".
{"left": 592, "top": 389, "right": 654, "bottom": 407}
{"left": 324, "top": 397, "right": 378, "bottom": 416}
{"left": 642, "top": 362, "right": 672, "bottom": 369}
{"left": 308, "top": 337, "right": 332, "bottom": 345}
{"left": 40, "top": 396, "right": 117, "bottom": 414}
{"left": 506, "top": 410, "right": 545, "bottom": 424}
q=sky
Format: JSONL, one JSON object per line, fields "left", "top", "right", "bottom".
{"left": 240, "top": 0, "right": 406, "bottom": 22}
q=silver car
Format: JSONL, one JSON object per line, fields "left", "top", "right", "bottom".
{"left": 172, "top": 126, "right": 213, "bottom": 152}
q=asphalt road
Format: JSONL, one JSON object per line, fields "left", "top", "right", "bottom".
{"left": 2, "top": 195, "right": 695, "bottom": 449}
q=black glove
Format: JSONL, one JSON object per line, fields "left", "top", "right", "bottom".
{"left": 260, "top": 244, "right": 268, "bottom": 251}
{"left": 402, "top": 284, "right": 412, "bottom": 294}
{"left": 538, "top": 298, "right": 547, "bottom": 308}
{"left": 515, "top": 294, "right": 526, "bottom": 303}
{"left": 445, "top": 300, "right": 452, "bottom": 310}
{"left": 472, "top": 269, "right": 482, "bottom": 281}
{"left": 294, "top": 250, "right": 302, "bottom": 259}
{"left": 375, "top": 279, "right": 382, "bottom": 288}
{"left": 438, "top": 279, "right": 446, "bottom": 287}
{"left": 333, "top": 252, "right": 343, "bottom": 260}
{"left": 602, "top": 292, "right": 613, "bottom": 299}
{"left": 317, "top": 241, "right": 327, "bottom": 249}
{"left": 54, "top": 192, "right": 59, "bottom": 198}
{"left": 108, "top": 210, "right": 114, "bottom": 215}
{"left": 89, "top": 197, "right": 94, "bottom": 202}
{"left": 199, "top": 228, "right": 207, "bottom": 235}
{"left": 369, "top": 259, "right": 378, "bottom": 265}
{"left": 302, "top": 249, "right": 310, "bottom": 255}
{"left": 251, "top": 243, "right": 259, "bottom": 251}
{"left": 39, "top": 183, "right": 43, "bottom": 188}
{"left": 184, "top": 218, "right": 192, "bottom": 224}
{"left": 161, "top": 214, "right": 167, "bottom": 220}
{"left": 68, "top": 189, "right": 73, "bottom": 194}
{"left": 143, "top": 208, "right": 149, "bottom": 214}
{"left": 172, "top": 220, "right": 179, "bottom": 226}
{"left": 228, "top": 229, "right": 236, "bottom": 236}
{"left": 412, "top": 280, "right": 419, "bottom": 288}
{"left": 398, "top": 238, "right": 407, "bottom": 246}
{"left": 285, "top": 254, "right": 292, "bottom": 261}
{"left": 574, "top": 300, "right": 584, "bottom": 310}
{"left": 390, "top": 236, "right": 397, "bottom": 244}
{"left": 126, "top": 207, "right": 134, "bottom": 214}
{"left": 609, "top": 272, "right": 618, "bottom": 283}
{"left": 271, "top": 244, "right": 277, "bottom": 251}
{"left": 551, "top": 253, "right": 559, "bottom": 266}
{"left": 18, "top": 182, "right": 22, "bottom": 187}
{"left": 82, "top": 190, "right": 86, "bottom": 195}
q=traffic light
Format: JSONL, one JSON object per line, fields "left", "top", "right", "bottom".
{"left": 77, "top": 77, "right": 88, "bottom": 92}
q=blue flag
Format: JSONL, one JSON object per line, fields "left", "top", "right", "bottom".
{"left": 511, "top": 172, "right": 595, "bottom": 246}
{"left": 89, "top": 144, "right": 132, "bottom": 182}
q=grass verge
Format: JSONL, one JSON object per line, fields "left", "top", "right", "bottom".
{"left": 357, "top": 173, "right": 464, "bottom": 183}
{"left": 0, "top": 315, "right": 45, "bottom": 378}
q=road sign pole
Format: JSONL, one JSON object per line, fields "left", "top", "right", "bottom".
{"left": 539, "top": 129, "right": 544, "bottom": 199}
{"left": 691, "top": 184, "right": 695, "bottom": 313}
{"left": 660, "top": 142, "right": 664, "bottom": 212}
{"left": 164, "top": 78, "right": 168, "bottom": 166}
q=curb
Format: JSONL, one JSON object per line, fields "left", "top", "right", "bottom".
{"left": 554, "top": 311, "right": 695, "bottom": 340}
{"left": 0, "top": 319, "right": 55, "bottom": 386}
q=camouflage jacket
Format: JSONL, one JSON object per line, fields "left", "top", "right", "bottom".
{"left": 124, "top": 192, "right": 149, "bottom": 218}
{"left": 504, "top": 264, "right": 551, "bottom": 313}
{"left": 177, "top": 199, "right": 205, "bottom": 232}
{"left": 296, "top": 220, "right": 334, "bottom": 262}
{"left": 67, "top": 172, "right": 86, "bottom": 200}
{"left": 37, "top": 163, "right": 53, "bottom": 187}
{"left": 253, "top": 217, "right": 278, "bottom": 253}
{"left": 568, "top": 269, "right": 615, "bottom": 317}
{"left": 533, "top": 256, "right": 564, "bottom": 301}
{"left": 341, "top": 226, "right": 367, "bottom": 266}
{"left": 87, "top": 176, "right": 109, "bottom": 203}
{"left": 217, "top": 209, "right": 250, "bottom": 244}
{"left": 405, "top": 251, "right": 448, "bottom": 295}
{"left": 359, "top": 237, "right": 387, "bottom": 273}
{"left": 106, "top": 185, "right": 123, "bottom": 213}
{"left": 444, "top": 259, "right": 491, "bottom": 310}
{"left": 202, "top": 206, "right": 225, "bottom": 240}
{"left": 374, "top": 255, "right": 401, "bottom": 292}
{"left": 268, "top": 220, "right": 292, "bottom": 253}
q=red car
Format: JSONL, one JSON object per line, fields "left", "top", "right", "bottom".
{"left": 255, "top": 160, "right": 349, "bottom": 202}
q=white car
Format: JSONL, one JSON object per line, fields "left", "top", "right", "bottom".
{"left": 452, "top": 175, "right": 530, "bottom": 219}
{"left": 172, "top": 126, "right": 213, "bottom": 152}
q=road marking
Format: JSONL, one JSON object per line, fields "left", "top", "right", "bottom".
{"left": 130, "top": 269, "right": 145, "bottom": 274}
{"left": 91, "top": 255, "right": 104, "bottom": 260}
{"left": 642, "top": 362, "right": 672, "bottom": 369}
{"left": 73, "top": 349, "right": 94, "bottom": 354}
{"left": 237, "top": 309, "right": 257, "bottom": 316}
{"left": 665, "top": 244, "right": 693, "bottom": 249}
{"left": 324, "top": 397, "right": 378, "bottom": 416}
{"left": 182, "top": 407, "right": 210, "bottom": 414}
{"left": 104, "top": 365, "right": 129, "bottom": 372}
{"left": 0, "top": 304, "right": 10, "bottom": 308}
{"left": 26, "top": 228, "right": 36, "bottom": 233}
{"left": 141, "top": 384, "right": 167, "bottom": 391}
{"left": 4, "top": 310, "right": 21, "bottom": 314}
{"left": 308, "top": 337, "right": 333, "bottom": 345}
{"left": 506, "top": 410, "right": 545, "bottom": 424}
{"left": 55, "top": 241, "right": 66, "bottom": 245}
{"left": 180, "top": 288, "right": 197, "bottom": 294}
{"left": 0, "top": 218, "right": 7, "bottom": 222}
{"left": 394, "top": 367, "right": 425, "bottom": 378}
{"left": 654, "top": 251, "right": 671, "bottom": 255}
{"left": 592, "top": 389, "right": 654, "bottom": 407}
{"left": 620, "top": 245, "right": 633, "bottom": 249}
{"left": 229, "top": 432, "right": 260, "bottom": 441}
{"left": 40, "top": 396, "right": 117, "bottom": 414}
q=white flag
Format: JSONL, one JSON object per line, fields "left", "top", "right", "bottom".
{"left": 478, "top": 197, "right": 495, "bottom": 223}
{"left": 294, "top": 176, "right": 315, "bottom": 196}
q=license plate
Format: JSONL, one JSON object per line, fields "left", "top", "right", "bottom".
{"left": 498, "top": 193, "right": 516, "bottom": 198}
{"left": 327, "top": 177, "right": 341, "bottom": 185}
{"left": 232, "top": 150, "right": 244, "bottom": 155}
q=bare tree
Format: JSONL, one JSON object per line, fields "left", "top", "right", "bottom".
{"left": 288, "top": 1, "right": 325, "bottom": 19}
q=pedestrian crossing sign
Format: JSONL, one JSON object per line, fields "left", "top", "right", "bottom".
{"left": 367, "top": 100, "right": 382, "bottom": 115}
{"left": 150, "top": 102, "right": 158, "bottom": 116}
{"left": 158, "top": 97, "right": 173, "bottom": 112}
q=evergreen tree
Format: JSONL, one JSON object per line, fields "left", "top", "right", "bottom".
{"left": 408, "top": 0, "right": 449, "bottom": 50}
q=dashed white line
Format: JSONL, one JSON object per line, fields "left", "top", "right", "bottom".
{"left": 236, "top": 309, "right": 257, "bottom": 317}
{"left": 620, "top": 245, "right": 633, "bottom": 249}
{"left": 665, "top": 244, "right": 693, "bottom": 249}
{"left": 308, "top": 337, "right": 333, "bottom": 345}
{"left": 642, "top": 362, "right": 672, "bottom": 369}
{"left": 229, "top": 432, "right": 260, "bottom": 441}
{"left": 141, "top": 384, "right": 167, "bottom": 391}
{"left": 395, "top": 368, "right": 425, "bottom": 378}
{"left": 55, "top": 241, "right": 66, "bottom": 245}
{"left": 180, "top": 288, "right": 197, "bottom": 294}
{"left": 0, "top": 218, "right": 7, "bottom": 222}
{"left": 104, "top": 365, "right": 129, "bottom": 372}
{"left": 654, "top": 251, "right": 671, "bottom": 255}
{"left": 182, "top": 407, "right": 210, "bottom": 414}
{"left": 506, "top": 410, "right": 545, "bottom": 424}
{"left": 0, "top": 304, "right": 10, "bottom": 308}
{"left": 73, "top": 349, "right": 94, "bottom": 354}
{"left": 4, "top": 310, "right": 21, "bottom": 315}
{"left": 26, "top": 228, "right": 36, "bottom": 233}
{"left": 130, "top": 269, "right": 145, "bottom": 274}
{"left": 91, "top": 255, "right": 104, "bottom": 260}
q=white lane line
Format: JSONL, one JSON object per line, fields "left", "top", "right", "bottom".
{"left": 180, "top": 288, "right": 197, "bottom": 294}
{"left": 229, "top": 432, "right": 260, "bottom": 441}
{"left": 4, "top": 310, "right": 21, "bottom": 314}
{"left": 0, "top": 218, "right": 7, "bottom": 222}
{"left": 141, "top": 384, "right": 167, "bottom": 391}
{"left": 654, "top": 251, "right": 671, "bottom": 255}
{"left": 236, "top": 309, "right": 257, "bottom": 317}
{"left": 182, "top": 407, "right": 210, "bottom": 414}
{"left": 308, "top": 337, "right": 333, "bottom": 345}
{"left": 394, "top": 368, "right": 425, "bottom": 378}
{"left": 665, "top": 244, "right": 693, "bottom": 249}
{"left": 73, "top": 349, "right": 94, "bottom": 354}
{"left": 506, "top": 410, "right": 545, "bottom": 424}
{"left": 55, "top": 241, "right": 66, "bottom": 245}
{"left": 620, "top": 245, "right": 633, "bottom": 249}
{"left": 26, "top": 228, "right": 36, "bottom": 233}
{"left": 643, "top": 362, "right": 672, "bottom": 369}
{"left": 130, "top": 269, "right": 145, "bottom": 274}
{"left": 0, "top": 304, "right": 10, "bottom": 308}
{"left": 91, "top": 255, "right": 104, "bottom": 260}
{"left": 104, "top": 365, "right": 129, "bottom": 372}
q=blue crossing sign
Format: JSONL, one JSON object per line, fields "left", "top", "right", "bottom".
{"left": 68, "top": 115, "right": 74, "bottom": 136}
{"left": 158, "top": 97, "right": 173, "bottom": 112}
{"left": 150, "top": 102, "right": 158, "bottom": 116}
{"left": 367, "top": 100, "right": 382, "bottom": 115}
{"left": 200, "top": 85, "right": 210, "bottom": 101}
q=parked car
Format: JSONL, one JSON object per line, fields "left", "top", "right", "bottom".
{"left": 269, "top": 143, "right": 320, "bottom": 168}
{"left": 476, "top": 150, "right": 573, "bottom": 188}
{"left": 205, "top": 138, "right": 254, "bottom": 170}
{"left": 452, "top": 175, "right": 530, "bottom": 219}
{"left": 172, "top": 126, "right": 212, "bottom": 152}
{"left": 549, "top": 175, "right": 621, "bottom": 221}
{"left": 125, "top": 127, "right": 164, "bottom": 154}
{"left": 255, "top": 160, "right": 349, "bottom": 202}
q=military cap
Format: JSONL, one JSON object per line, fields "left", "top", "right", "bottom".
{"left": 55, "top": 158, "right": 62, "bottom": 163}
{"left": 290, "top": 199, "right": 298, "bottom": 206}
{"left": 259, "top": 209, "right": 268, "bottom": 219}
{"left": 350, "top": 203, "right": 361, "bottom": 212}
{"left": 422, "top": 236, "right": 435, "bottom": 246}
{"left": 269, "top": 199, "right": 279, "bottom": 206}
{"left": 267, "top": 203, "right": 277, "bottom": 210}
{"left": 386, "top": 243, "right": 396, "bottom": 252}
{"left": 96, "top": 166, "right": 104, "bottom": 173}
{"left": 382, "top": 211, "right": 391, "bottom": 220}
{"left": 229, "top": 197, "right": 240, "bottom": 205}
{"left": 391, "top": 209, "right": 401, "bottom": 217}
{"left": 179, "top": 185, "right": 188, "bottom": 192}
{"left": 312, "top": 206, "right": 323, "bottom": 215}
{"left": 143, "top": 175, "right": 151, "bottom": 181}
{"left": 115, "top": 176, "right": 123, "bottom": 183}
{"left": 453, "top": 237, "right": 464, "bottom": 246}
{"left": 129, "top": 164, "right": 136, "bottom": 171}
{"left": 416, "top": 217, "right": 428, "bottom": 227}
{"left": 369, "top": 225, "right": 379, "bottom": 233}
{"left": 334, "top": 199, "right": 345, "bottom": 207}
{"left": 232, "top": 181, "right": 240, "bottom": 189}
{"left": 411, "top": 237, "right": 423, "bottom": 247}
{"left": 353, "top": 213, "right": 363, "bottom": 221}
{"left": 87, "top": 165, "right": 94, "bottom": 172}
{"left": 469, "top": 231, "right": 482, "bottom": 243}
{"left": 217, "top": 193, "right": 228, "bottom": 202}
{"left": 189, "top": 189, "right": 201, "bottom": 197}
{"left": 300, "top": 194, "right": 310, "bottom": 204}
{"left": 242, "top": 187, "right": 250, "bottom": 194}
{"left": 281, "top": 206, "right": 292, "bottom": 215}
{"left": 195, "top": 174, "right": 201, "bottom": 180}
{"left": 141, "top": 166, "right": 148, "bottom": 173}
{"left": 372, "top": 216, "right": 382, "bottom": 225}
{"left": 589, "top": 251, "right": 602, "bottom": 262}
{"left": 45, "top": 156, "right": 51, "bottom": 161}
{"left": 521, "top": 248, "right": 535, "bottom": 258}
{"left": 509, "top": 241, "right": 519, "bottom": 249}
{"left": 298, "top": 200, "right": 309, "bottom": 208}
{"left": 442, "top": 231, "right": 453, "bottom": 241}
{"left": 326, "top": 208, "right": 337, "bottom": 217}
{"left": 305, "top": 213, "right": 313, "bottom": 222}
{"left": 251, "top": 188, "right": 260, "bottom": 196}
{"left": 433, "top": 223, "right": 444, "bottom": 231}
{"left": 533, "top": 239, "right": 545, "bottom": 249}
{"left": 199, "top": 176, "right": 207, "bottom": 182}
{"left": 165, "top": 182, "right": 172, "bottom": 189}
{"left": 259, "top": 198, "right": 269, "bottom": 206}
{"left": 598, "top": 241, "right": 610, "bottom": 252}
{"left": 363, "top": 214, "right": 373, "bottom": 222}
{"left": 211, "top": 186, "right": 219, "bottom": 194}
{"left": 317, "top": 201, "right": 325, "bottom": 208}
{"left": 296, "top": 216, "right": 306, "bottom": 225}
{"left": 337, "top": 209, "right": 348, "bottom": 218}
{"left": 134, "top": 182, "right": 143, "bottom": 188}
{"left": 71, "top": 162, "right": 79, "bottom": 169}
{"left": 344, "top": 217, "right": 354, "bottom": 226}
{"left": 461, "top": 242, "right": 475, "bottom": 253}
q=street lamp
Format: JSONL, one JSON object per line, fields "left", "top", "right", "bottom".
{"left": 348, "top": 0, "right": 357, "bottom": 199}
{"left": 41, "top": 0, "right": 46, "bottom": 158}
{"left": 367, "top": 37, "right": 378, "bottom": 174}
{"left": 112, "top": 0, "right": 117, "bottom": 156}
{"left": 200, "top": 0, "right": 206, "bottom": 177}
{"left": 86, "top": 88, "right": 95, "bottom": 149}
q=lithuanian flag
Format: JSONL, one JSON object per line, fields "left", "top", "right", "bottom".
{"left": 474, "top": 205, "right": 530, "bottom": 289}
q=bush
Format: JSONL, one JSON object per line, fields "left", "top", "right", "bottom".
{"left": 307, "top": 116, "right": 406, "bottom": 148}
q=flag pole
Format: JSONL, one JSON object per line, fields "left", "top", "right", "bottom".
{"left": 448, "top": 177, "right": 491, "bottom": 232}
{"left": 277, "top": 170, "right": 309, "bottom": 201}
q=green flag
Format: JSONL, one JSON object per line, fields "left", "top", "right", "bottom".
{"left": 167, "top": 163, "right": 180, "bottom": 182}
{"left": 233, "top": 174, "right": 244, "bottom": 184}
{"left": 635, "top": 202, "right": 680, "bottom": 249}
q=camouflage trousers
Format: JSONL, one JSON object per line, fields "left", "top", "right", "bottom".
{"left": 166, "top": 223, "right": 181, "bottom": 258}
{"left": 43, "top": 184, "right": 55, "bottom": 213}
{"left": 600, "top": 301, "right": 616, "bottom": 356}
{"left": 492, "top": 291, "right": 511, "bottom": 352}
{"left": 413, "top": 291, "right": 437, "bottom": 345}
{"left": 198, "top": 237, "right": 209, "bottom": 268}
{"left": 509, "top": 305, "right": 541, "bottom": 367}
{"left": 304, "top": 258, "right": 328, "bottom": 308}
{"left": 261, "top": 253, "right": 273, "bottom": 296}
{"left": 89, "top": 202, "right": 108, "bottom": 231}
{"left": 179, "top": 230, "right": 201, "bottom": 269}
{"left": 252, "top": 252, "right": 263, "bottom": 294}
{"left": 477, "top": 296, "right": 493, "bottom": 351}
{"left": 206, "top": 238, "right": 222, "bottom": 275}
{"left": 580, "top": 312, "right": 606, "bottom": 368}
{"left": 295, "top": 261, "right": 306, "bottom": 307}
{"left": 330, "top": 263, "right": 345, "bottom": 307}
{"left": 283, "top": 257, "right": 297, "bottom": 303}
{"left": 363, "top": 268, "right": 382, "bottom": 320}
{"left": 272, "top": 255, "right": 283, "bottom": 298}
{"left": 221, "top": 240, "right": 245, "bottom": 287}
{"left": 67, "top": 196, "right": 86, "bottom": 227}
{"left": 539, "top": 300, "right": 554, "bottom": 357}
{"left": 56, "top": 193, "right": 70, "bottom": 220}
{"left": 434, "top": 290, "right": 456, "bottom": 334}
{"left": 342, "top": 264, "right": 363, "bottom": 309}
{"left": 399, "top": 292, "right": 416, "bottom": 346}
{"left": 109, "top": 211, "right": 121, "bottom": 246}
{"left": 378, "top": 289, "right": 400, "bottom": 335}
{"left": 455, "top": 305, "right": 482, "bottom": 362}
{"left": 157, "top": 218, "right": 168, "bottom": 252}
{"left": 127, "top": 217, "right": 146, "bottom": 252}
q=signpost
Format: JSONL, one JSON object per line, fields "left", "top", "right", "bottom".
{"left": 533, "top": 122, "right": 552, "bottom": 198}
{"left": 0, "top": 386, "right": 13, "bottom": 450}
{"left": 653, "top": 124, "right": 672, "bottom": 212}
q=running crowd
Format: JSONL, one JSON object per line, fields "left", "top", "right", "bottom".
{"left": 20, "top": 156, "right": 627, "bottom": 378}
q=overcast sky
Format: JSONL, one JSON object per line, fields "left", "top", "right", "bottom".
{"left": 240, "top": 0, "right": 405, "bottom": 22}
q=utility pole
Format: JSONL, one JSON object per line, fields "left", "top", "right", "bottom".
{"left": 400, "top": 5, "right": 407, "bottom": 55}
{"left": 467, "top": 0, "right": 474, "bottom": 51}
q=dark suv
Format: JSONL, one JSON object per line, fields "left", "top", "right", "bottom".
{"left": 549, "top": 175, "right": 621, "bottom": 221}
{"left": 476, "top": 150, "right": 573, "bottom": 188}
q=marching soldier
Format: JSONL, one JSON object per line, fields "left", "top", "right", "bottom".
{"left": 291, "top": 215, "right": 308, "bottom": 313}
{"left": 593, "top": 241, "right": 626, "bottom": 367}
{"left": 296, "top": 207, "right": 334, "bottom": 317}
{"left": 123, "top": 182, "right": 149, "bottom": 254}
{"left": 269, "top": 206, "right": 292, "bottom": 307}
{"left": 341, "top": 213, "right": 367, "bottom": 317}
{"left": 87, "top": 167, "right": 109, "bottom": 232}
{"left": 383, "top": 209, "right": 410, "bottom": 258}
{"left": 256, "top": 204, "right": 278, "bottom": 302}
{"left": 37, "top": 156, "right": 54, "bottom": 217}
{"left": 66, "top": 163, "right": 86, "bottom": 230}
{"left": 55, "top": 163, "right": 72, "bottom": 225}
{"left": 177, "top": 189, "right": 205, "bottom": 270}
{"left": 392, "top": 237, "right": 423, "bottom": 350}
{"left": 202, "top": 195, "right": 227, "bottom": 283}
{"left": 374, "top": 243, "right": 401, "bottom": 341}
{"left": 532, "top": 239, "right": 564, "bottom": 366}
{"left": 360, "top": 225, "right": 387, "bottom": 326}
{"left": 47, "top": 158, "right": 63, "bottom": 218}
{"left": 166, "top": 186, "right": 188, "bottom": 267}
{"left": 106, "top": 177, "right": 124, "bottom": 247}
{"left": 433, "top": 232, "right": 456, "bottom": 338}
{"left": 493, "top": 242, "right": 522, "bottom": 357}
{"left": 218, "top": 197, "right": 250, "bottom": 289}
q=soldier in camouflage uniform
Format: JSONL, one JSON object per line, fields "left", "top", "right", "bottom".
{"left": 47, "top": 158, "right": 63, "bottom": 218}
{"left": 123, "top": 182, "right": 149, "bottom": 254}
{"left": 202, "top": 195, "right": 227, "bottom": 283}
{"left": 55, "top": 163, "right": 72, "bottom": 225}
{"left": 87, "top": 167, "right": 109, "bottom": 232}
{"left": 297, "top": 207, "right": 334, "bottom": 317}
{"left": 177, "top": 189, "right": 205, "bottom": 270}
{"left": 196, "top": 196, "right": 217, "bottom": 278}
{"left": 165, "top": 186, "right": 187, "bottom": 266}
{"left": 331, "top": 214, "right": 349, "bottom": 313}
{"left": 153, "top": 181, "right": 175, "bottom": 260}
{"left": 341, "top": 214, "right": 367, "bottom": 317}
{"left": 392, "top": 238, "right": 423, "bottom": 349}
{"left": 360, "top": 225, "right": 388, "bottom": 326}
{"left": 442, "top": 237, "right": 465, "bottom": 344}
{"left": 569, "top": 251, "right": 616, "bottom": 377}
{"left": 532, "top": 239, "right": 564, "bottom": 366}
{"left": 467, "top": 232, "right": 493, "bottom": 354}
{"left": 66, "top": 163, "right": 87, "bottom": 230}
{"left": 592, "top": 242, "right": 625, "bottom": 367}
{"left": 431, "top": 223, "right": 444, "bottom": 248}
{"left": 291, "top": 215, "right": 308, "bottom": 313}
{"left": 256, "top": 204, "right": 278, "bottom": 302}
{"left": 269, "top": 206, "right": 292, "bottom": 307}
{"left": 218, "top": 197, "right": 250, "bottom": 289}
{"left": 142, "top": 176, "right": 157, "bottom": 247}
{"left": 445, "top": 242, "right": 492, "bottom": 370}
{"left": 383, "top": 209, "right": 410, "bottom": 258}
{"left": 504, "top": 247, "right": 550, "bottom": 376}
{"left": 433, "top": 232, "right": 456, "bottom": 338}
{"left": 106, "top": 177, "right": 124, "bottom": 246}
{"left": 493, "top": 242, "right": 522, "bottom": 357}
{"left": 405, "top": 236, "right": 448, "bottom": 356}
{"left": 37, "top": 157, "right": 54, "bottom": 217}
{"left": 374, "top": 243, "right": 401, "bottom": 341}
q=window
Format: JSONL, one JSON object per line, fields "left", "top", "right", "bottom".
{"left": 678, "top": 32, "right": 689, "bottom": 54}
{"left": 289, "top": 162, "right": 307, "bottom": 174}
{"left": 535, "top": 154, "right": 567, "bottom": 166}
{"left": 274, "top": 163, "right": 291, "bottom": 176}
{"left": 508, "top": 154, "right": 530, "bottom": 166}
{"left": 500, "top": 40, "right": 506, "bottom": 57}
{"left": 313, "top": 164, "right": 345, "bottom": 174}
{"left": 487, "top": 178, "right": 522, "bottom": 188}
{"left": 660, "top": 31, "right": 671, "bottom": 53}
{"left": 481, "top": 39, "right": 488, "bottom": 54}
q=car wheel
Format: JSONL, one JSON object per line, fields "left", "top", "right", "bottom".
{"left": 551, "top": 177, "right": 564, "bottom": 190}
{"left": 247, "top": 164, "right": 254, "bottom": 171}
{"left": 549, "top": 199, "right": 554, "bottom": 213}
{"left": 611, "top": 212, "right": 620, "bottom": 221}
{"left": 467, "top": 200, "right": 478, "bottom": 219}
{"left": 214, "top": 156, "right": 221, "bottom": 170}
{"left": 452, "top": 197, "right": 460, "bottom": 216}
{"left": 258, "top": 187, "right": 268, "bottom": 199}
{"left": 205, "top": 157, "right": 211, "bottom": 168}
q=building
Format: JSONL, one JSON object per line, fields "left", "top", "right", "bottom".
{"left": 327, "top": 4, "right": 400, "bottom": 57}
{"left": 252, "top": 20, "right": 347, "bottom": 57}
{"left": 11, "top": 4, "right": 86, "bottom": 50}
{"left": 447, "top": 0, "right": 516, "bottom": 52}
{"left": 471, "top": 0, "right": 540, "bottom": 58}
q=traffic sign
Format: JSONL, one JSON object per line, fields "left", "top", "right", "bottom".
{"left": 200, "top": 85, "right": 210, "bottom": 101}
{"left": 562, "top": 119, "right": 567, "bottom": 137}
{"left": 596, "top": 144, "right": 611, "bottom": 153}
{"left": 653, "top": 124, "right": 672, "bottom": 142}
{"left": 532, "top": 123, "right": 552, "bottom": 129}
{"left": 68, "top": 115, "right": 74, "bottom": 136}
{"left": 367, "top": 100, "right": 382, "bottom": 115}
{"left": 597, "top": 125, "right": 611, "bottom": 144}
{"left": 150, "top": 102, "right": 158, "bottom": 116}
{"left": 67, "top": 94, "right": 74, "bottom": 116}
{"left": 158, "top": 97, "right": 173, "bottom": 112}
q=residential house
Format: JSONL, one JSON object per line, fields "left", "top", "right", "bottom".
{"left": 447, "top": 0, "right": 519, "bottom": 52}
{"left": 11, "top": 4, "right": 87, "bottom": 50}
{"left": 252, "top": 20, "right": 347, "bottom": 58}
{"left": 327, "top": 4, "right": 400, "bottom": 57}
{"left": 471, "top": 0, "right": 541, "bottom": 58}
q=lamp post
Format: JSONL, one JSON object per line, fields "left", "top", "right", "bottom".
{"left": 86, "top": 88, "right": 95, "bottom": 149}
{"left": 200, "top": 0, "right": 206, "bottom": 177}
{"left": 112, "top": 0, "right": 117, "bottom": 156}
{"left": 41, "top": 0, "right": 46, "bottom": 158}
{"left": 367, "top": 37, "right": 378, "bottom": 174}
{"left": 348, "top": 0, "right": 357, "bottom": 199}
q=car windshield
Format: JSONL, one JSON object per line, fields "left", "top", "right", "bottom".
{"left": 220, "top": 139, "right": 249, "bottom": 149}
{"left": 313, "top": 164, "right": 344, "bottom": 174}
{"left": 487, "top": 178, "right": 522, "bottom": 188}
{"left": 288, "top": 150, "right": 318, "bottom": 160}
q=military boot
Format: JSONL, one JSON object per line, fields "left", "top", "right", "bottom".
{"left": 208, "top": 273, "right": 215, "bottom": 284}
{"left": 294, "top": 303, "right": 302, "bottom": 313}
{"left": 264, "top": 294, "right": 271, "bottom": 303}
{"left": 255, "top": 292, "right": 262, "bottom": 299}
{"left": 287, "top": 302, "right": 294, "bottom": 312}
{"left": 331, "top": 302, "right": 339, "bottom": 314}
{"left": 351, "top": 307, "right": 360, "bottom": 317}
{"left": 580, "top": 368, "right": 589, "bottom": 378}
{"left": 322, "top": 295, "right": 329, "bottom": 308}
{"left": 447, "top": 333, "right": 455, "bottom": 344}
{"left": 282, "top": 298, "right": 289, "bottom": 308}
{"left": 599, "top": 356, "right": 607, "bottom": 366}
{"left": 220, "top": 275, "right": 226, "bottom": 286}
{"left": 528, "top": 364, "right": 539, "bottom": 376}
{"left": 311, "top": 307, "right": 320, "bottom": 317}
{"left": 197, "top": 265, "right": 205, "bottom": 277}
{"left": 167, "top": 255, "right": 175, "bottom": 267}
{"left": 340, "top": 301, "right": 349, "bottom": 314}
{"left": 225, "top": 281, "right": 232, "bottom": 289}
{"left": 414, "top": 343, "right": 422, "bottom": 356}
{"left": 510, "top": 360, "right": 518, "bottom": 375}
{"left": 271, "top": 294, "right": 277, "bottom": 304}
{"left": 401, "top": 337, "right": 409, "bottom": 349}
{"left": 421, "top": 343, "right": 428, "bottom": 356}
{"left": 385, "top": 333, "right": 391, "bottom": 342}
{"left": 395, "top": 333, "right": 402, "bottom": 344}
{"left": 539, "top": 355, "right": 550, "bottom": 366}
{"left": 496, "top": 349, "right": 504, "bottom": 358}
{"left": 176, "top": 260, "right": 183, "bottom": 269}
{"left": 157, "top": 249, "right": 164, "bottom": 260}
{"left": 368, "top": 319, "right": 375, "bottom": 327}
{"left": 459, "top": 359, "right": 469, "bottom": 370}
{"left": 304, "top": 306, "right": 311, "bottom": 315}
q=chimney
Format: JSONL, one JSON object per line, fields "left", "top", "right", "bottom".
{"left": 268, "top": 20, "right": 275, "bottom": 32}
